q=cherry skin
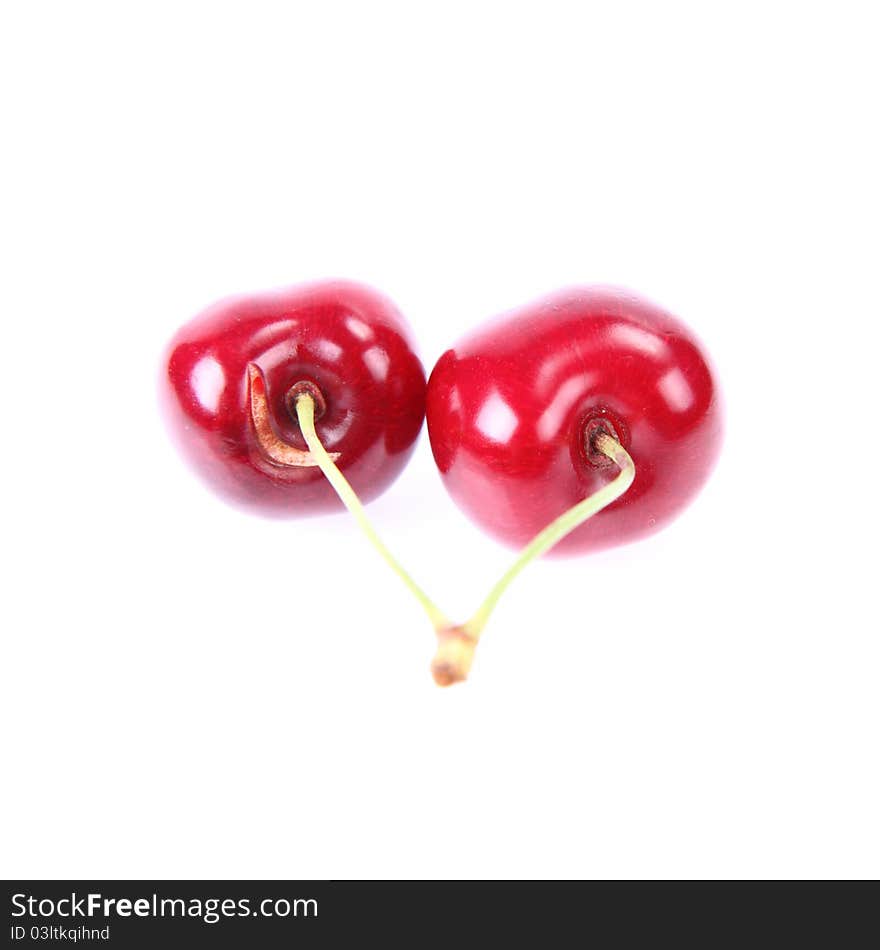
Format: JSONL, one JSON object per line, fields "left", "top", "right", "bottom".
{"left": 426, "top": 286, "right": 723, "bottom": 555}
{"left": 161, "top": 280, "right": 426, "bottom": 517}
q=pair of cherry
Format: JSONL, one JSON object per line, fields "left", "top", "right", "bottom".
{"left": 162, "top": 281, "right": 722, "bottom": 685}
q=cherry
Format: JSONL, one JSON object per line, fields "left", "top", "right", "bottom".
{"left": 424, "top": 286, "right": 722, "bottom": 684}
{"left": 161, "top": 280, "right": 427, "bottom": 517}
{"left": 427, "top": 285, "right": 722, "bottom": 554}
{"left": 162, "top": 278, "right": 452, "bottom": 663}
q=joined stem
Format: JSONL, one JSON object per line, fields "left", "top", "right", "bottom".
{"left": 294, "top": 392, "right": 450, "bottom": 631}
{"left": 293, "top": 386, "right": 634, "bottom": 689}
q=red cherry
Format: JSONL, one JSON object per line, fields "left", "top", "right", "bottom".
{"left": 426, "top": 286, "right": 723, "bottom": 556}
{"left": 161, "top": 280, "right": 427, "bottom": 517}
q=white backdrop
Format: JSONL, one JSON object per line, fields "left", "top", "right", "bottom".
{"left": 2, "top": 1, "right": 877, "bottom": 879}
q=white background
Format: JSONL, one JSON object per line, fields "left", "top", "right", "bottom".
{"left": 2, "top": 1, "right": 878, "bottom": 879}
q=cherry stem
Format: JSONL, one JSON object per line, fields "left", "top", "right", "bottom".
{"left": 430, "top": 431, "right": 636, "bottom": 686}
{"left": 294, "top": 392, "right": 451, "bottom": 632}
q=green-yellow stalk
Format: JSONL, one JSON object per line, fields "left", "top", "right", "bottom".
{"left": 430, "top": 432, "right": 636, "bottom": 685}
{"left": 295, "top": 393, "right": 450, "bottom": 632}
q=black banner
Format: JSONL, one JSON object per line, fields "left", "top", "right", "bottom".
{"left": 3, "top": 881, "right": 876, "bottom": 948}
